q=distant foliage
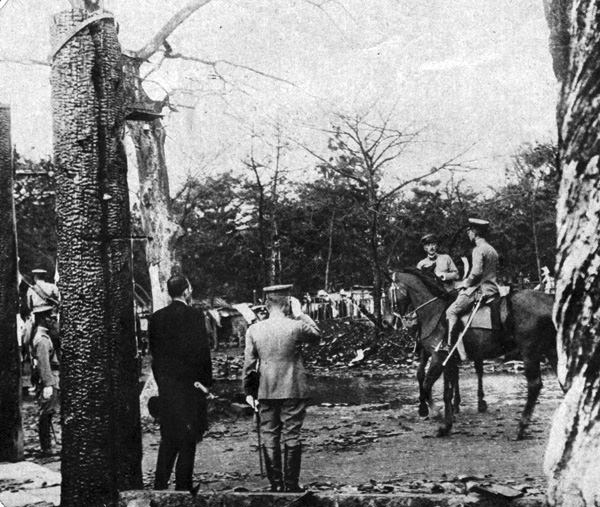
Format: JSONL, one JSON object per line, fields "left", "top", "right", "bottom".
{"left": 174, "top": 141, "right": 558, "bottom": 299}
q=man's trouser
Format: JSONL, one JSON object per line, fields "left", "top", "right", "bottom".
{"left": 154, "top": 377, "right": 206, "bottom": 491}
{"left": 259, "top": 399, "right": 307, "bottom": 491}
{"left": 445, "top": 291, "right": 479, "bottom": 358}
{"left": 259, "top": 398, "right": 307, "bottom": 448}
{"left": 37, "top": 387, "right": 59, "bottom": 453}
{"left": 155, "top": 436, "right": 197, "bottom": 491}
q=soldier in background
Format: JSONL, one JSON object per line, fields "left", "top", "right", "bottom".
{"left": 243, "top": 284, "right": 321, "bottom": 492}
{"left": 31, "top": 306, "right": 60, "bottom": 455}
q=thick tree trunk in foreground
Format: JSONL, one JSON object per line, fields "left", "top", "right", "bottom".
{"left": 544, "top": 1, "right": 600, "bottom": 505}
{"left": 0, "top": 105, "right": 24, "bottom": 462}
{"left": 51, "top": 9, "right": 141, "bottom": 506}
{"left": 122, "top": 57, "right": 182, "bottom": 311}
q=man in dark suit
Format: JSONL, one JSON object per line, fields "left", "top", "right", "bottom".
{"left": 243, "top": 284, "right": 321, "bottom": 492}
{"left": 149, "top": 275, "right": 212, "bottom": 492}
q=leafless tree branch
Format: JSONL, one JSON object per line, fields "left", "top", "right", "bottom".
{"left": 134, "top": 0, "right": 215, "bottom": 60}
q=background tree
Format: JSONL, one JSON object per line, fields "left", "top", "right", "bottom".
{"left": 543, "top": 0, "right": 600, "bottom": 505}
{"left": 305, "top": 111, "right": 464, "bottom": 325}
{"left": 487, "top": 143, "right": 559, "bottom": 283}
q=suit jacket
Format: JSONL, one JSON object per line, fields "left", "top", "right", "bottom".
{"left": 243, "top": 313, "right": 320, "bottom": 400}
{"left": 149, "top": 301, "right": 212, "bottom": 387}
{"left": 149, "top": 301, "right": 212, "bottom": 441}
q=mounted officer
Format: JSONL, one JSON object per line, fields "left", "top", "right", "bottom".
{"left": 243, "top": 284, "right": 321, "bottom": 492}
{"left": 444, "top": 218, "right": 499, "bottom": 357}
{"left": 416, "top": 233, "right": 460, "bottom": 292}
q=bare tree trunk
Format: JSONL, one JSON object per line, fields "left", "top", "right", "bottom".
{"left": 51, "top": 9, "right": 141, "bottom": 506}
{"left": 369, "top": 200, "right": 382, "bottom": 327}
{"left": 544, "top": 1, "right": 600, "bottom": 505}
{"left": 0, "top": 104, "right": 24, "bottom": 462}
{"left": 324, "top": 211, "right": 335, "bottom": 290}
{"left": 122, "top": 57, "right": 183, "bottom": 311}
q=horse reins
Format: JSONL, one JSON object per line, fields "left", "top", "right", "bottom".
{"left": 392, "top": 294, "right": 442, "bottom": 328}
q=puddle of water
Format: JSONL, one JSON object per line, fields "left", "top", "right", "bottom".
{"left": 212, "top": 375, "right": 417, "bottom": 406}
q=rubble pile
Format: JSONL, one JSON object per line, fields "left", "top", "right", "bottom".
{"left": 304, "top": 319, "right": 414, "bottom": 367}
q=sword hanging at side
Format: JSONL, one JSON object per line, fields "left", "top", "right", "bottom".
{"left": 443, "top": 296, "right": 483, "bottom": 367}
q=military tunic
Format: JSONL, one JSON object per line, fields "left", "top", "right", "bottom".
{"left": 243, "top": 313, "right": 320, "bottom": 447}
{"left": 447, "top": 237, "right": 499, "bottom": 319}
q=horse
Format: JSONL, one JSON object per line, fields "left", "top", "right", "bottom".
{"left": 387, "top": 270, "right": 558, "bottom": 439}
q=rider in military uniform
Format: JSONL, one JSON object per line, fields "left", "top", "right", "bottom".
{"left": 416, "top": 233, "right": 460, "bottom": 292}
{"left": 243, "top": 284, "right": 321, "bottom": 492}
{"left": 31, "top": 306, "right": 60, "bottom": 455}
{"left": 445, "top": 218, "right": 499, "bottom": 356}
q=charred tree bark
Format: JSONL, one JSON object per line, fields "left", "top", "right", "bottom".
{"left": 0, "top": 105, "right": 24, "bottom": 462}
{"left": 122, "top": 56, "right": 183, "bottom": 311}
{"left": 51, "top": 9, "right": 141, "bottom": 506}
{"left": 544, "top": 1, "right": 600, "bottom": 505}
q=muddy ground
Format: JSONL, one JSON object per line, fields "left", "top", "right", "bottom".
{"left": 24, "top": 348, "right": 562, "bottom": 498}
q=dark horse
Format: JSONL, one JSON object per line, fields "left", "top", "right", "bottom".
{"left": 388, "top": 270, "right": 557, "bottom": 439}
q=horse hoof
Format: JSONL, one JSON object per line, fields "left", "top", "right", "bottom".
{"left": 478, "top": 401, "right": 488, "bottom": 413}
{"left": 418, "top": 404, "right": 429, "bottom": 417}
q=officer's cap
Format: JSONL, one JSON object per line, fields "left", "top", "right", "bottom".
{"left": 32, "top": 304, "right": 54, "bottom": 314}
{"left": 31, "top": 268, "right": 47, "bottom": 275}
{"left": 467, "top": 218, "right": 490, "bottom": 233}
{"left": 420, "top": 233, "right": 438, "bottom": 245}
{"left": 263, "top": 284, "right": 293, "bottom": 295}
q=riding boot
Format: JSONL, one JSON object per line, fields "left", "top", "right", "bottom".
{"left": 284, "top": 444, "right": 304, "bottom": 492}
{"left": 39, "top": 414, "right": 52, "bottom": 455}
{"left": 261, "top": 445, "right": 283, "bottom": 492}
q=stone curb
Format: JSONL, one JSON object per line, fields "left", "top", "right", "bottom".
{"left": 120, "top": 490, "right": 545, "bottom": 507}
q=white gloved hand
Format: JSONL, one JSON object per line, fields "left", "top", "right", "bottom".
{"left": 42, "top": 386, "right": 53, "bottom": 400}
{"left": 290, "top": 296, "right": 302, "bottom": 318}
{"left": 245, "top": 395, "right": 258, "bottom": 411}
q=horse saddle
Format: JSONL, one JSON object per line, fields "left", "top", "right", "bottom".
{"left": 460, "top": 286, "right": 510, "bottom": 330}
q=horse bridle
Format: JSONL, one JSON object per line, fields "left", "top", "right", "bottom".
{"left": 392, "top": 292, "right": 441, "bottom": 329}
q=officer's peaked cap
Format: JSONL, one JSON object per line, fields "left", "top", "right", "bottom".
{"left": 421, "top": 233, "right": 438, "bottom": 245}
{"left": 467, "top": 218, "right": 490, "bottom": 232}
{"left": 263, "top": 284, "right": 293, "bottom": 294}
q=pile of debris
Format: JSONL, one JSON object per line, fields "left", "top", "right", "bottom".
{"left": 304, "top": 319, "right": 414, "bottom": 368}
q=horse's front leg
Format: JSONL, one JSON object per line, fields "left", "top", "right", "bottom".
{"left": 417, "top": 350, "right": 429, "bottom": 417}
{"left": 437, "top": 357, "right": 457, "bottom": 437}
{"left": 517, "top": 356, "right": 542, "bottom": 440}
{"left": 452, "top": 368, "right": 461, "bottom": 414}
{"left": 474, "top": 358, "right": 487, "bottom": 413}
{"left": 423, "top": 351, "right": 444, "bottom": 419}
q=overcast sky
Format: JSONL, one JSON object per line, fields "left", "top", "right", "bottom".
{"left": 0, "top": 0, "right": 558, "bottom": 193}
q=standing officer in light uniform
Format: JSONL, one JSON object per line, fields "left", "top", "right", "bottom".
{"left": 243, "top": 284, "right": 321, "bottom": 492}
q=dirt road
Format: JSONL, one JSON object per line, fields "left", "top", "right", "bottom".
{"left": 24, "top": 361, "right": 561, "bottom": 498}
